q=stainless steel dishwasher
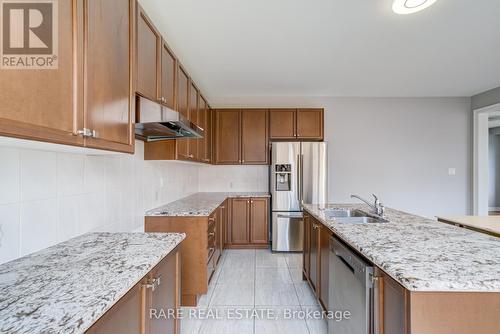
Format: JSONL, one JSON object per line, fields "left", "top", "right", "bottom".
{"left": 329, "top": 236, "right": 375, "bottom": 334}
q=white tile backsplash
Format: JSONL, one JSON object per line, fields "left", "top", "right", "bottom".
{"left": 0, "top": 140, "right": 267, "bottom": 264}
{"left": 0, "top": 147, "right": 19, "bottom": 205}
{"left": 20, "top": 199, "right": 58, "bottom": 256}
{"left": 0, "top": 203, "right": 20, "bottom": 263}
{"left": 20, "top": 150, "right": 57, "bottom": 201}
{"left": 198, "top": 165, "right": 269, "bottom": 192}
{"left": 0, "top": 140, "right": 202, "bottom": 264}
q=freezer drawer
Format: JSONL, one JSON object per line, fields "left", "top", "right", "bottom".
{"left": 272, "top": 212, "right": 304, "bottom": 251}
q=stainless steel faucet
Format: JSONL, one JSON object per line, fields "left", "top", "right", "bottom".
{"left": 351, "top": 194, "right": 385, "bottom": 216}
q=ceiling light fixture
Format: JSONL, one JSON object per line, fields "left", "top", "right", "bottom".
{"left": 392, "top": 0, "right": 438, "bottom": 14}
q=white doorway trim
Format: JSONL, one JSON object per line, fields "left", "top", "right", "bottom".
{"left": 473, "top": 102, "right": 500, "bottom": 215}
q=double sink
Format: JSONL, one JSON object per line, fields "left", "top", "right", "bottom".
{"left": 322, "top": 208, "right": 389, "bottom": 224}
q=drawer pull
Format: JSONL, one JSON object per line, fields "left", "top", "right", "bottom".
{"left": 143, "top": 275, "right": 161, "bottom": 291}
{"left": 208, "top": 232, "right": 215, "bottom": 237}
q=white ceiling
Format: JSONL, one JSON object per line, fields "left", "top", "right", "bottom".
{"left": 139, "top": 0, "right": 500, "bottom": 101}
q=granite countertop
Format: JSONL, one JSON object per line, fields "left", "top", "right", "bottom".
{"left": 0, "top": 232, "right": 185, "bottom": 334}
{"left": 145, "top": 192, "right": 271, "bottom": 217}
{"left": 304, "top": 204, "right": 500, "bottom": 292}
{"left": 436, "top": 215, "right": 500, "bottom": 236}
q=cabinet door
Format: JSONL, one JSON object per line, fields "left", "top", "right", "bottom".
{"left": 136, "top": 5, "right": 160, "bottom": 102}
{"left": 214, "top": 109, "right": 241, "bottom": 164}
{"left": 250, "top": 198, "right": 269, "bottom": 244}
{"left": 176, "top": 65, "right": 190, "bottom": 159}
{"left": 146, "top": 251, "right": 180, "bottom": 334}
{"left": 241, "top": 109, "right": 269, "bottom": 164}
{"left": 230, "top": 198, "right": 250, "bottom": 244}
{"left": 269, "top": 109, "right": 296, "bottom": 139}
{"left": 296, "top": 108, "right": 324, "bottom": 140}
{"left": 205, "top": 107, "right": 213, "bottom": 163}
{"left": 0, "top": 0, "right": 83, "bottom": 147}
{"left": 319, "top": 225, "right": 331, "bottom": 309}
{"left": 375, "top": 268, "right": 408, "bottom": 334}
{"left": 84, "top": 0, "right": 134, "bottom": 153}
{"left": 86, "top": 281, "right": 144, "bottom": 334}
{"left": 303, "top": 214, "right": 311, "bottom": 280}
{"left": 197, "top": 96, "right": 207, "bottom": 162}
{"left": 309, "top": 220, "right": 319, "bottom": 292}
{"left": 160, "top": 41, "right": 176, "bottom": 109}
{"left": 188, "top": 82, "right": 199, "bottom": 160}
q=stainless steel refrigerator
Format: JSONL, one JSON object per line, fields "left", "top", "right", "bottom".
{"left": 270, "top": 142, "right": 328, "bottom": 252}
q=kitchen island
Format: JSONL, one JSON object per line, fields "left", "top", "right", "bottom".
{"left": 0, "top": 232, "right": 185, "bottom": 334}
{"left": 303, "top": 204, "right": 500, "bottom": 334}
{"left": 436, "top": 215, "right": 500, "bottom": 237}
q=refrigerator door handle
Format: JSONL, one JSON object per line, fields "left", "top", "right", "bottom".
{"left": 300, "top": 154, "right": 304, "bottom": 205}
{"left": 296, "top": 154, "right": 301, "bottom": 202}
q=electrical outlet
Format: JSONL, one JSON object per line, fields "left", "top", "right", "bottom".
{"left": 448, "top": 168, "right": 456, "bottom": 176}
{"left": 160, "top": 177, "right": 164, "bottom": 188}
{"left": 229, "top": 181, "right": 234, "bottom": 189}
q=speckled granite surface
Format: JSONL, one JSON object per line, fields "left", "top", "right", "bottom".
{"left": 146, "top": 192, "right": 270, "bottom": 217}
{"left": 304, "top": 204, "right": 500, "bottom": 292}
{"left": 0, "top": 232, "right": 185, "bottom": 334}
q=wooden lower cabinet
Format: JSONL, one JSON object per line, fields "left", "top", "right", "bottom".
{"left": 86, "top": 246, "right": 180, "bottom": 334}
{"left": 145, "top": 202, "right": 227, "bottom": 307}
{"left": 226, "top": 197, "right": 269, "bottom": 248}
{"left": 250, "top": 198, "right": 269, "bottom": 244}
{"left": 229, "top": 198, "right": 249, "bottom": 244}
{"left": 308, "top": 220, "right": 320, "bottom": 292}
{"left": 303, "top": 212, "right": 331, "bottom": 308}
{"left": 319, "top": 224, "right": 331, "bottom": 309}
{"left": 374, "top": 267, "right": 409, "bottom": 334}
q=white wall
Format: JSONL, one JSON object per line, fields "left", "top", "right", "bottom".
{"left": 213, "top": 97, "right": 471, "bottom": 218}
{"left": 198, "top": 165, "right": 268, "bottom": 192}
{"left": 0, "top": 140, "right": 199, "bottom": 264}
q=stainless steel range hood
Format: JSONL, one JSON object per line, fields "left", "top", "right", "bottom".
{"left": 135, "top": 95, "right": 204, "bottom": 142}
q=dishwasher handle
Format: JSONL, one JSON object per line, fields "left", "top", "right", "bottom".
{"left": 335, "top": 250, "right": 355, "bottom": 274}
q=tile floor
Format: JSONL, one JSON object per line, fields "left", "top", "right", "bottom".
{"left": 180, "top": 249, "right": 328, "bottom": 334}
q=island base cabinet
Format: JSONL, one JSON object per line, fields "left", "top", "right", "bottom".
{"left": 86, "top": 246, "right": 181, "bottom": 334}
{"left": 226, "top": 197, "right": 269, "bottom": 248}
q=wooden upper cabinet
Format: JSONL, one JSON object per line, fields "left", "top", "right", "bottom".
{"left": 188, "top": 82, "right": 199, "bottom": 160}
{"left": 160, "top": 41, "right": 176, "bottom": 109}
{"left": 0, "top": 0, "right": 83, "bottom": 147}
{"left": 136, "top": 5, "right": 160, "bottom": 102}
{"left": 177, "top": 66, "right": 189, "bottom": 119}
{"left": 197, "top": 96, "right": 208, "bottom": 162}
{"left": 250, "top": 198, "right": 269, "bottom": 244}
{"left": 176, "top": 65, "right": 190, "bottom": 159}
{"left": 230, "top": 198, "right": 250, "bottom": 244}
{"left": 269, "top": 109, "right": 296, "bottom": 139}
{"left": 206, "top": 107, "right": 213, "bottom": 163}
{"left": 84, "top": 0, "right": 134, "bottom": 153}
{"left": 214, "top": 109, "right": 241, "bottom": 164}
{"left": 241, "top": 109, "right": 269, "bottom": 164}
{"left": 269, "top": 108, "right": 324, "bottom": 141}
{"left": 297, "top": 109, "right": 324, "bottom": 140}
